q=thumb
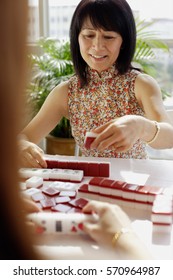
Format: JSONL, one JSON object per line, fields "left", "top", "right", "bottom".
{"left": 83, "top": 220, "right": 98, "bottom": 234}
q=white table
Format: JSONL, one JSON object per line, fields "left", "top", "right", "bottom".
{"left": 35, "top": 156, "right": 173, "bottom": 260}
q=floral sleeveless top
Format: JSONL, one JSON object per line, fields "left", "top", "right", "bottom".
{"left": 68, "top": 66, "right": 148, "bottom": 159}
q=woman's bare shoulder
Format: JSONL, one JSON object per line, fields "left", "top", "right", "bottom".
{"left": 52, "top": 80, "right": 69, "bottom": 94}
{"left": 136, "top": 73, "right": 160, "bottom": 89}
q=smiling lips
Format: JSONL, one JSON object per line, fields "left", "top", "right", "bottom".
{"left": 90, "top": 54, "right": 107, "bottom": 61}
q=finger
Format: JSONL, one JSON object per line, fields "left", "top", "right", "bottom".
{"left": 115, "top": 146, "right": 128, "bottom": 152}
{"left": 93, "top": 131, "right": 124, "bottom": 151}
{"left": 83, "top": 200, "right": 109, "bottom": 216}
{"left": 92, "top": 118, "right": 120, "bottom": 134}
{"left": 22, "top": 152, "right": 42, "bottom": 168}
{"left": 23, "top": 149, "right": 46, "bottom": 168}
{"left": 91, "top": 130, "right": 114, "bottom": 149}
{"left": 108, "top": 139, "right": 127, "bottom": 151}
{"left": 91, "top": 121, "right": 111, "bottom": 134}
{"left": 30, "top": 149, "right": 47, "bottom": 168}
{"left": 91, "top": 122, "right": 124, "bottom": 150}
{"left": 22, "top": 198, "right": 41, "bottom": 213}
{"left": 97, "top": 135, "right": 120, "bottom": 151}
{"left": 115, "top": 142, "right": 134, "bottom": 152}
{"left": 25, "top": 221, "right": 39, "bottom": 235}
{"left": 83, "top": 221, "right": 98, "bottom": 233}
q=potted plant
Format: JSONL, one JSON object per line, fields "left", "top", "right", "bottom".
{"left": 27, "top": 19, "right": 170, "bottom": 156}
{"left": 27, "top": 38, "right": 75, "bottom": 155}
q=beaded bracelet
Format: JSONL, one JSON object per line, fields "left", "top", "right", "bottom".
{"left": 146, "top": 121, "right": 160, "bottom": 145}
{"left": 112, "top": 227, "right": 132, "bottom": 246}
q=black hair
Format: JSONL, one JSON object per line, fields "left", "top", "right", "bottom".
{"left": 70, "top": 0, "right": 136, "bottom": 87}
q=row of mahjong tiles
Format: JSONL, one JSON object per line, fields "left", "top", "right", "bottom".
{"left": 77, "top": 177, "right": 173, "bottom": 233}
{"left": 44, "top": 157, "right": 110, "bottom": 177}
{"left": 19, "top": 161, "right": 110, "bottom": 183}
{"left": 21, "top": 170, "right": 173, "bottom": 233}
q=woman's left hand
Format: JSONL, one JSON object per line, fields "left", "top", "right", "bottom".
{"left": 21, "top": 197, "right": 41, "bottom": 233}
{"left": 90, "top": 115, "right": 144, "bottom": 152}
{"left": 22, "top": 197, "right": 41, "bottom": 214}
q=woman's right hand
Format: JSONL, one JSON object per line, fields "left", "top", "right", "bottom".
{"left": 18, "top": 139, "right": 47, "bottom": 168}
{"left": 83, "top": 201, "right": 132, "bottom": 247}
{"left": 83, "top": 201, "right": 152, "bottom": 259}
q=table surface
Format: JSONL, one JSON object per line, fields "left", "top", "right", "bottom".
{"left": 35, "top": 155, "right": 173, "bottom": 260}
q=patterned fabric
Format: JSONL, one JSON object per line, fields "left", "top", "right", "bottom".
{"left": 68, "top": 65, "right": 148, "bottom": 159}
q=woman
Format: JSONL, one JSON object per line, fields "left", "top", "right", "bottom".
{"left": 19, "top": 0, "right": 173, "bottom": 168}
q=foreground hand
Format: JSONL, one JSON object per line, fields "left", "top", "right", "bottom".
{"left": 19, "top": 139, "right": 47, "bottom": 168}
{"left": 90, "top": 115, "right": 144, "bottom": 152}
{"left": 22, "top": 197, "right": 41, "bottom": 214}
{"left": 83, "top": 201, "right": 131, "bottom": 247}
{"left": 21, "top": 197, "right": 42, "bottom": 233}
{"left": 83, "top": 201, "right": 152, "bottom": 259}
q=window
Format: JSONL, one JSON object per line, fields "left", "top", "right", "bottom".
{"left": 28, "top": 0, "right": 39, "bottom": 42}
{"left": 128, "top": 0, "right": 173, "bottom": 41}
{"left": 28, "top": 0, "right": 173, "bottom": 41}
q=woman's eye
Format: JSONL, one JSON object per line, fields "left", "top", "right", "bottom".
{"left": 84, "top": 34, "right": 94, "bottom": 38}
{"left": 104, "top": 36, "right": 114, "bottom": 40}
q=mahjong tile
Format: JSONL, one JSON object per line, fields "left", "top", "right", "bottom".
{"left": 55, "top": 196, "right": 71, "bottom": 204}
{"left": 26, "top": 176, "right": 43, "bottom": 188}
{"left": 42, "top": 187, "right": 60, "bottom": 196}
{"left": 68, "top": 198, "right": 89, "bottom": 208}
{"left": 40, "top": 197, "right": 56, "bottom": 209}
{"left": 51, "top": 203, "right": 72, "bottom": 213}
{"left": 88, "top": 162, "right": 100, "bottom": 177}
{"left": 99, "top": 163, "right": 110, "bottom": 177}
{"left": 84, "top": 132, "right": 98, "bottom": 149}
{"left": 89, "top": 177, "right": 105, "bottom": 186}
{"left": 78, "top": 162, "right": 89, "bottom": 176}
{"left": 67, "top": 207, "right": 82, "bottom": 213}
{"left": 31, "top": 191, "right": 45, "bottom": 202}
{"left": 59, "top": 191, "right": 76, "bottom": 198}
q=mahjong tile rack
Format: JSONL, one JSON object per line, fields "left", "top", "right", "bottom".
{"left": 20, "top": 155, "right": 173, "bottom": 260}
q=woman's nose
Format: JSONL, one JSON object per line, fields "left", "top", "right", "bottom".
{"left": 92, "top": 36, "right": 105, "bottom": 50}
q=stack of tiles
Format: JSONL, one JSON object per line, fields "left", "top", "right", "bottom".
{"left": 151, "top": 194, "right": 173, "bottom": 233}
{"left": 19, "top": 168, "right": 84, "bottom": 183}
{"left": 44, "top": 155, "right": 110, "bottom": 177}
{"left": 21, "top": 177, "right": 89, "bottom": 214}
{"left": 78, "top": 177, "right": 165, "bottom": 211}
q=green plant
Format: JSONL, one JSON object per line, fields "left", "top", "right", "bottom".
{"left": 28, "top": 38, "right": 74, "bottom": 138}
{"left": 27, "top": 20, "right": 170, "bottom": 139}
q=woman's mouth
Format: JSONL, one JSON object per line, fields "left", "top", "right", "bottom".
{"left": 90, "top": 54, "right": 107, "bottom": 61}
{"left": 90, "top": 54, "right": 106, "bottom": 59}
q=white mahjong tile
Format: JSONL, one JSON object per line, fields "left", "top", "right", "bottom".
{"left": 69, "top": 170, "right": 83, "bottom": 181}
{"left": 88, "top": 185, "right": 100, "bottom": 193}
{"left": 49, "top": 169, "right": 63, "bottom": 180}
{"left": 22, "top": 187, "right": 41, "bottom": 198}
{"left": 152, "top": 223, "right": 172, "bottom": 233}
{"left": 48, "top": 181, "right": 67, "bottom": 190}
{"left": 19, "top": 168, "right": 35, "bottom": 178}
{"left": 40, "top": 169, "right": 51, "bottom": 179}
{"left": 26, "top": 176, "right": 43, "bottom": 188}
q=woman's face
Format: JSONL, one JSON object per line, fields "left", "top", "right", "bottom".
{"left": 78, "top": 18, "right": 123, "bottom": 73}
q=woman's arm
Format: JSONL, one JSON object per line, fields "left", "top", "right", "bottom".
{"left": 135, "top": 73, "right": 173, "bottom": 148}
{"left": 19, "top": 81, "right": 69, "bottom": 167}
{"left": 90, "top": 74, "right": 173, "bottom": 152}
